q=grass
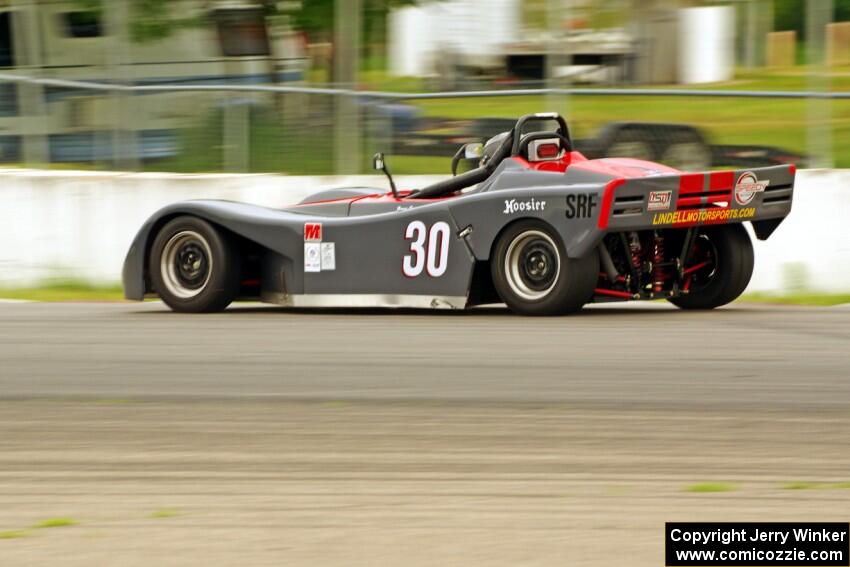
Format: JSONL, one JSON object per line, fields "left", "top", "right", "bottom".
{"left": 387, "top": 155, "right": 450, "bottom": 175}
{"left": 412, "top": 93, "right": 849, "bottom": 167}
{"left": 110, "top": 68, "right": 850, "bottom": 175}
{"left": 0, "top": 530, "right": 31, "bottom": 539}
{"left": 149, "top": 509, "right": 181, "bottom": 519}
{"left": 6, "top": 68, "right": 850, "bottom": 175}
{"left": 741, "top": 292, "right": 850, "bottom": 306}
{"left": 397, "top": 67, "right": 850, "bottom": 171}
{"left": 685, "top": 482, "right": 737, "bottom": 493}
{"left": 31, "top": 518, "right": 77, "bottom": 529}
{"left": 0, "top": 280, "right": 125, "bottom": 302}
{"left": 0, "top": 517, "right": 78, "bottom": 539}
{"left": 782, "top": 481, "right": 850, "bottom": 490}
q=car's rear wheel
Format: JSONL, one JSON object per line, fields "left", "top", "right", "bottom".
{"left": 491, "top": 220, "right": 597, "bottom": 315}
{"left": 668, "top": 224, "right": 753, "bottom": 310}
{"left": 149, "top": 216, "right": 241, "bottom": 313}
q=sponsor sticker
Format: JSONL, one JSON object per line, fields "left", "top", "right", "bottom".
{"left": 503, "top": 198, "right": 546, "bottom": 215}
{"left": 648, "top": 190, "right": 672, "bottom": 211}
{"left": 320, "top": 242, "right": 336, "bottom": 271}
{"left": 304, "top": 222, "right": 322, "bottom": 242}
{"left": 304, "top": 242, "right": 321, "bottom": 272}
{"left": 652, "top": 207, "right": 756, "bottom": 226}
{"left": 734, "top": 172, "right": 769, "bottom": 206}
{"left": 565, "top": 193, "right": 598, "bottom": 219}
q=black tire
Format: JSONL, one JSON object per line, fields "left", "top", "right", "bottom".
{"left": 149, "top": 216, "right": 241, "bottom": 313}
{"left": 491, "top": 220, "right": 598, "bottom": 315}
{"left": 668, "top": 224, "right": 754, "bottom": 310}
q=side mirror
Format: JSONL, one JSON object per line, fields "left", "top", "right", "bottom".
{"left": 372, "top": 152, "right": 398, "bottom": 198}
{"left": 452, "top": 143, "right": 485, "bottom": 176}
{"left": 464, "top": 143, "right": 484, "bottom": 160}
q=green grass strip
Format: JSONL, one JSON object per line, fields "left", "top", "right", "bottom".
{"left": 685, "top": 482, "right": 737, "bottom": 493}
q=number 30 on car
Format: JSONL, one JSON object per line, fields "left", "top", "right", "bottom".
{"left": 402, "top": 221, "right": 450, "bottom": 278}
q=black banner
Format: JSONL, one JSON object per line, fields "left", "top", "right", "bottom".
{"left": 666, "top": 523, "right": 849, "bottom": 566}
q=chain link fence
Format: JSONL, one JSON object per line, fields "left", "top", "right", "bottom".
{"left": 0, "top": 73, "right": 847, "bottom": 176}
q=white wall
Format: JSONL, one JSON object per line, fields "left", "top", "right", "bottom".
{"left": 388, "top": 6, "right": 432, "bottom": 77}
{"left": 678, "top": 6, "right": 736, "bottom": 84}
{"left": 0, "top": 169, "right": 847, "bottom": 293}
{"left": 388, "top": 0, "right": 520, "bottom": 76}
{"left": 747, "top": 169, "right": 850, "bottom": 293}
{"left": 0, "top": 170, "right": 439, "bottom": 287}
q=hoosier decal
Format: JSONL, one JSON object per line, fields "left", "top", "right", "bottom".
{"left": 503, "top": 198, "right": 546, "bottom": 215}
{"left": 652, "top": 208, "right": 756, "bottom": 226}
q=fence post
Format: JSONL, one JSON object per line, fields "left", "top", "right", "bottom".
{"left": 334, "top": 0, "right": 362, "bottom": 175}
{"left": 222, "top": 87, "right": 250, "bottom": 173}
{"left": 106, "top": 0, "right": 139, "bottom": 171}
{"left": 806, "top": 0, "right": 834, "bottom": 168}
{"left": 11, "top": 1, "right": 49, "bottom": 166}
{"left": 545, "top": 0, "right": 570, "bottom": 119}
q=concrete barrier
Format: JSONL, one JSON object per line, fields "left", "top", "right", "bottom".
{"left": 0, "top": 168, "right": 847, "bottom": 293}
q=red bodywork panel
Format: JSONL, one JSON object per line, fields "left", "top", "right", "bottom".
{"left": 291, "top": 153, "right": 755, "bottom": 232}
{"left": 292, "top": 151, "right": 685, "bottom": 209}
{"left": 512, "top": 151, "right": 680, "bottom": 178}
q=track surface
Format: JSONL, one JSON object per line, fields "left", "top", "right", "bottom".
{"left": 1, "top": 301, "right": 849, "bottom": 406}
{"left": 1, "top": 302, "right": 849, "bottom": 566}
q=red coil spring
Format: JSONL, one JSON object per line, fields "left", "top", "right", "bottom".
{"left": 629, "top": 233, "right": 642, "bottom": 271}
{"left": 652, "top": 233, "right": 664, "bottom": 293}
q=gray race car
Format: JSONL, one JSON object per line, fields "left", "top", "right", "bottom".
{"left": 122, "top": 113, "right": 795, "bottom": 315}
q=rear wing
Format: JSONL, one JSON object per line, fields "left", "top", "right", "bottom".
{"left": 596, "top": 164, "right": 795, "bottom": 240}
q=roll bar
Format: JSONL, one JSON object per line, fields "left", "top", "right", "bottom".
{"left": 510, "top": 113, "right": 571, "bottom": 156}
{"left": 412, "top": 113, "right": 570, "bottom": 199}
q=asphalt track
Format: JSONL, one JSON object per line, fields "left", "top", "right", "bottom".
{"left": 1, "top": 301, "right": 849, "bottom": 566}
{"left": 1, "top": 301, "right": 849, "bottom": 407}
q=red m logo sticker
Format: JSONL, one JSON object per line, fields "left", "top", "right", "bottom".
{"left": 304, "top": 223, "right": 322, "bottom": 241}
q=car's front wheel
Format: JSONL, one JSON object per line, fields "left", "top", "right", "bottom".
{"left": 149, "top": 216, "right": 241, "bottom": 313}
{"left": 491, "top": 220, "right": 597, "bottom": 315}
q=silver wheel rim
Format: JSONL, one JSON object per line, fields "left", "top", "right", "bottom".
{"left": 160, "top": 230, "right": 213, "bottom": 299}
{"left": 688, "top": 234, "right": 719, "bottom": 291}
{"left": 504, "top": 230, "right": 561, "bottom": 301}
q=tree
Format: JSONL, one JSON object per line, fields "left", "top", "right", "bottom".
{"left": 76, "top": 0, "right": 419, "bottom": 45}
{"left": 774, "top": 0, "right": 850, "bottom": 40}
{"left": 290, "top": 0, "right": 418, "bottom": 44}
{"left": 72, "top": 0, "right": 208, "bottom": 43}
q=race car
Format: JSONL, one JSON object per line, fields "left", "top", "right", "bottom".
{"left": 122, "top": 113, "right": 795, "bottom": 315}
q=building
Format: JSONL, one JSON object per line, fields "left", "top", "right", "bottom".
{"left": 0, "top": 0, "right": 306, "bottom": 164}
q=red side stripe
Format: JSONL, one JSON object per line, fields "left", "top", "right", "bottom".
{"left": 679, "top": 174, "right": 705, "bottom": 195}
{"left": 597, "top": 178, "right": 626, "bottom": 230}
{"left": 709, "top": 171, "right": 734, "bottom": 191}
